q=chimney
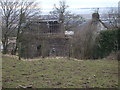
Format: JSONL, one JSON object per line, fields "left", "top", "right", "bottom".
{"left": 92, "top": 13, "right": 100, "bottom": 22}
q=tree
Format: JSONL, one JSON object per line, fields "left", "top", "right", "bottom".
{"left": 50, "top": 0, "right": 85, "bottom": 33}
{"left": 13, "top": 0, "right": 41, "bottom": 55}
{"left": 1, "top": 0, "right": 41, "bottom": 58}
{"left": 50, "top": 0, "right": 85, "bottom": 59}
{"left": 50, "top": 0, "right": 69, "bottom": 23}
{"left": 73, "top": 13, "right": 101, "bottom": 59}
{"left": 108, "top": 7, "right": 119, "bottom": 28}
{"left": 49, "top": 0, "right": 69, "bottom": 33}
{"left": 0, "top": 0, "right": 19, "bottom": 54}
{"left": 106, "top": 7, "right": 119, "bottom": 54}
{"left": 102, "top": 7, "right": 119, "bottom": 29}
{"left": 64, "top": 13, "right": 85, "bottom": 31}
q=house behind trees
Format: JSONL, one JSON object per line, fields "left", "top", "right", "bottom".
{"left": 20, "top": 18, "right": 71, "bottom": 58}
{"left": 6, "top": 13, "right": 112, "bottom": 59}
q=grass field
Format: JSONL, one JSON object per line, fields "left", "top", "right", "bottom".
{"left": 2, "top": 55, "right": 118, "bottom": 88}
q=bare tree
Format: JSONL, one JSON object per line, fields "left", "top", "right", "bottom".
{"left": 108, "top": 7, "right": 119, "bottom": 28}
{"left": 50, "top": 0, "right": 85, "bottom": 33}
{"left": 1, "top": 0, "right": 41, "bottom": 57}
{"left": 50, "top": 0, "right": 69, "bottom": 22}
{"left": 49, "top": 0, "right": 69, "bottom": 34}
{"left": 101, "top": 7, "right": 119, "bottom": 29}
{"left": 64, "top": 13, "right": 85, "bottom": 31}
{"left": 13, "top": 0, "right": 41, "bottom": 56}
{"left": 0, "top": 0, "right": 20, "bottom": 54}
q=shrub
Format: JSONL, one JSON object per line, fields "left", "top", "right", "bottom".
{"left": 93, "top": 29, "right": 119, "bottom": 59}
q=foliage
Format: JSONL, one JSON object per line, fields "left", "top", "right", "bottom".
{"left": 118, "top": 28, "right": 120, "bottom": 50}
{"left": 93, "top": 29, "right": 119, "bottom": 59}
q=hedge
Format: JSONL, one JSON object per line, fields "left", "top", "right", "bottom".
{"left": 93, "top": 29, "right": 119, "bottom": 59}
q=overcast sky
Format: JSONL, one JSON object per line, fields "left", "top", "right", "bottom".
{"left": 38, "top": 0, "right": 119, "bottom": 8}
{"left": 37, "top": 0, "right": 120, "bottom": 14}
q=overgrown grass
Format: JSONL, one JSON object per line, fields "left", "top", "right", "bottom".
{"left": 2, "top": 55, "right": 118, "bottom": 88}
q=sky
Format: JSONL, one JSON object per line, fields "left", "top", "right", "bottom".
{"left": 39, "top": 0, "right": 119, "bottom": 8}
{"left": 0, "top": 0, "right": 119, "bottom": 14}
{"left": 36, "top": 0, "right": 120, "bottom": 14}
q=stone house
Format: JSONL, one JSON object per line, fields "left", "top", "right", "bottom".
{"left": 21, "top": 19, "right": 71, "bottom": 58}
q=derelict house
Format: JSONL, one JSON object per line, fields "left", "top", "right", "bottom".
{"left": 18, "top": 13, "right": 109, "bottom": 59}
{"left": 20, "top": 19, "right": 70, "bottom": 59}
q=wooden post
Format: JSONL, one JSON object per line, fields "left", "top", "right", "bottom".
{"left": 18, "top": 42, "right": 21, "bottom": 60}
{"left": 41, "top": 40, "right": 45, "bottom": 58}
{"left": 68, "top": 38, "right": 71, "bottom": 60}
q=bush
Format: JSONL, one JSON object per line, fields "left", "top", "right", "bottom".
{"left": 93, "top": 29, "right": 119, "bottom": 59}
{"left": 118, "top": 28, "right": 120, "bottom": 50}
